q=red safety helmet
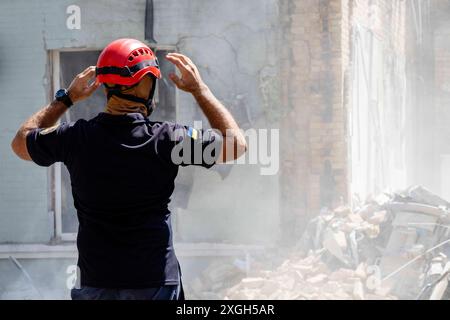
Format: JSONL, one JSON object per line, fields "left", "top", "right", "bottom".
{"left": 96, "top": 38, "right": 161, "bottom": 86}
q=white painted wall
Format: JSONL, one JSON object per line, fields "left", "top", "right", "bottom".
{"left": 0, "top": 0, "right": 280, "bottom": 246}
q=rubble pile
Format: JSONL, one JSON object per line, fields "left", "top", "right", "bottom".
{"left": 186, "top": 260, "right": 247, "bottom": 300}
{"left": 188, "top": 186, "right": 450, "bottom": 300}
{"left": 223, "top": 252, "right": 396, "bottom": 300}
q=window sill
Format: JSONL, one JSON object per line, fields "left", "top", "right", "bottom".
{"left": 0, "top": 243, "right": 267, "bottom": 259}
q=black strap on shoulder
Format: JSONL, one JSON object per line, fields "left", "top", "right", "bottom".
{"left": 96, "top": 59, "right": 159, "bottom": 78}
{"left": 146, "top": 76, "right": 158, "bottom": 117}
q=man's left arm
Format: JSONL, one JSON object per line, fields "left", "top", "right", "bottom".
{"left": 11, "top": 66, "right": 100, "bottom": 161}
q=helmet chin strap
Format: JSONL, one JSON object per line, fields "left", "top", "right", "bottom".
{"left": 145, "top": 76, "right": 157, "bottom": 117}
{"left": 105, "top": 75, "right": 157, "bottom": 118}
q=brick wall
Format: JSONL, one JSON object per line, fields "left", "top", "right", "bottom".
{"left": 279, "top": 0, "right": 348, "bottom": 242}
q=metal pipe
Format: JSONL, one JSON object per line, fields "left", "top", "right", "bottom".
{"left": 382, "top": 239, "right": 450, "bottom": 282}
{"left": 9, "top": 256, "right": 44, "bottom": 299}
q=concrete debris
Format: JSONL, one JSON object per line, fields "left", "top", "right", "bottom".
{"left": 185, "top": 260, "right": 246, "bottom": 300}
{"left": 322, "top": 230, "right": 348, "bottom": 263}
{"left": 368, "top": 210, "right": 387, "bottom": 225}
{"left": 352, "top": 280, "right": 365, "bottom": 300}
{"left": 300, "top": 186, "right": 450, "bottom": 299}
{"left": 222, "top": 252, "right": 397, "bottom": 300}
{"left": 187, "top": 186, "right": 450, "bottom": 300}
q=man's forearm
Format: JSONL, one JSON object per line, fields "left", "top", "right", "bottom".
{"left": 11, "top": 100, "right": 68, "bottom": 160}
{"left": 193, "top": 85, "right": 238, "bottom": 134}
{"left": 11, "top": 66, "right": 99, "bottom": 161}
{"left": 163, "top": 52, "right": 247, "bottom": 162}
{"left": 23, "top": 100, "right": 67, "bottom": 130}
{"left": 192, "top": 85, "right": 247, "bottom": 162}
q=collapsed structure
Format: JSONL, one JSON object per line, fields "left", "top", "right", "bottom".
{"left": 187, "top": 187, "right": 450, "bottom": 300}
{"left": 2, "top": 0, "right": 450, "bottom": 300}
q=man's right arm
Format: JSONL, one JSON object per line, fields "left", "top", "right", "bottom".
{"left": 165, "top": 53, "right": 247, "bottom": 163}
{"left": 11, "top": 66, "right": 100, "bottom": 162}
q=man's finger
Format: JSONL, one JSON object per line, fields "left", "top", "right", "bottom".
{"left": 86, "top": 80, "right": 101, "bottom": 95}
{"left": 165, "top": 55, "right": 189, "bottom": 73}
{"left": 82, "top": 67, "right": 97, "bottom": 79}
{"left": 169, "top": 53, "right": 194, "bottom": 66}
{"left": 168, "top": 53, "right": 196, "bottom": 70}
{"left": 173, "top": 54, "right": 199, "bottom": 74}
{"left": 79, "top": 66, "right": 96, "bottom": 79}
{"left": 166, "top": 55, "right": 188, "bottom": 70}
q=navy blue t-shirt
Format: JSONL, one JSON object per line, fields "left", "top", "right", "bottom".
{"left": 26, "top": 112, "right": 222, "bottom": 289}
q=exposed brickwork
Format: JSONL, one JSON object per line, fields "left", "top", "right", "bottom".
{"left": 280, "top": 0, "right": 348, "bottom": 242}
{"left": 279, "top": 0, "right": 416, "bottom": 242}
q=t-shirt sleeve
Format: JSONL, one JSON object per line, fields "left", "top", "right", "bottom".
{"left": 155, "top": 122, "right": 223, "bottom": 168}
{"left": 26, "top": 122, "right": 75, "bottom": 167}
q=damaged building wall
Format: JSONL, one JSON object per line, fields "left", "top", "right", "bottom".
{"left": 154, "top": 0, "right": 281, "bottom": 245}
{"left": 1, "top": 0, "right": 448, "bottom": 300}
{"left": 435, "top": 28, "right": 450, "bottom": 198}
{"left": 0, "top": 0, "right": 281, "bottom": 245}
{"left": 432, "top": 0, "right": 450, "bottom": 200}
{"left": 0, "top": 0, "right": 282, "bottom": 298}
{"left": 0, "top": 0, "right": 148, "bottom": 243}
{"left": 217, "top": 0, "right": 450, "bottom": 301}
{"left": 279, "top": 0, "right": 348, "bottom": 243}
{"left": 408, "top": 0, "right": 450, "bottom": 205}
{"left": 402, "top": 0, "right": 434, "bottom": 198}
{"left": 279, "top": 0, "right": 433, "bottom": 241}
{"left": 345, "top": 0, "right": 411, "bottom": 201}
{"left": 345, "top": 0, "right": 439, "bottom": 202}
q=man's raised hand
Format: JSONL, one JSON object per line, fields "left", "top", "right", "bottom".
{"left": 165, "top": 53, "right": 207, "bottom": 96}
{"left": 68, "top": 66, "right": 101, "bottom": 104}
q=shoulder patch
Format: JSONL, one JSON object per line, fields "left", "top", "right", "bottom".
{"left": 40, "top": 125, "right": 59, "bottom": 136}
{"left": 187, "top": 127, "right": 198, "bottom": 140}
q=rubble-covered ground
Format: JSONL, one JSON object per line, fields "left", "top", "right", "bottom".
{"left": 187, "top": 251, "right": 397, "bottom": 300}
{"left": 223, "top": 253, "right": 396, "bottom": 300}
{"left": 186, "top": 186, "right": 450, "bottom": 300}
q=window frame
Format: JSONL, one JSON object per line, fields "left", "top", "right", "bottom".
{"left": 50, "top": 45, "right": 178, "bottom": 242}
